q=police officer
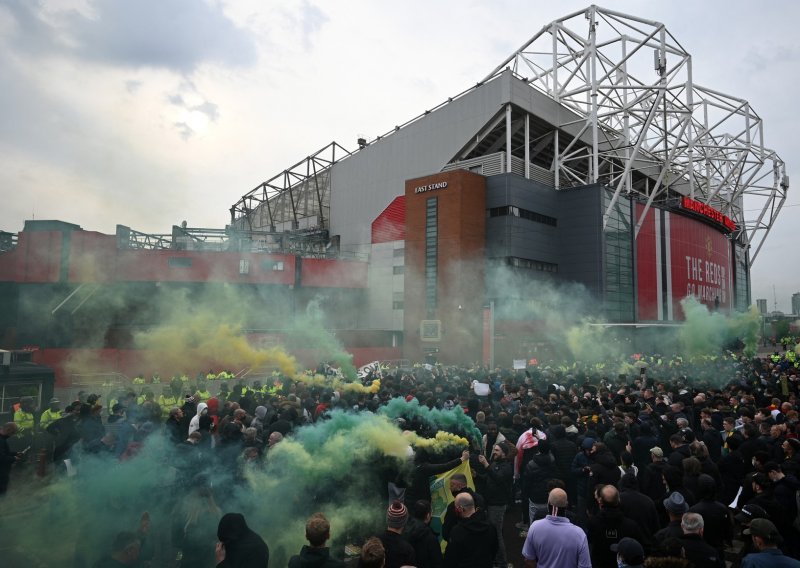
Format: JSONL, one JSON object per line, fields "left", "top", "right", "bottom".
{"left": 13, "top": 397, "right": 36, "bottom": 435}
{"left": 158, "top": 379, "right": 182, "bottom": 420}
{"left": 39, "top": 398, "right": 62, "bottom": 430}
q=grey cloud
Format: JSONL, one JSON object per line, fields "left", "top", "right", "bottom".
{"left": 67, "top": 0, "right": 258, "bottom": 72}
{"left": 173, "top": 121, "right": 193, "bottom": 140}
{"left": 168, "top": 93, "right": 185, "bottom": 106}
{"left": 0, "top": 0, "right": 59, "bottom": 54}
{"left": 125, "top": 80, "right": 142, "bottom": 94}
{"left": 192, "top": 101, "right": 219, "bottom": 122}
{"left": 295, "top": 1, "right": 329, "bottom": 50}
{"left": 742, "top": 43, "right": 800, "bottom": 74}
{"left": 1, "top": 0, "right": 258, "bottom": 73}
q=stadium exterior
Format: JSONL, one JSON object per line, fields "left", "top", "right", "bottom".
{"left": 230, "top": 6, "right": 787, "bottom": 365}
{"left": 0, "top": 6, "right": 789, "bottom": 392}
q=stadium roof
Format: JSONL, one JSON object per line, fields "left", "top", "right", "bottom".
{"left": 231, "top": 5, "right": 786, "bottom": 264}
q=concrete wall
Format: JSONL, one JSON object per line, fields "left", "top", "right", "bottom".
{"left": 366, "top": 241, "right": 404, "bottom": 331}
{"left": 330, "top": 71, "right": 514, "bottom": 251}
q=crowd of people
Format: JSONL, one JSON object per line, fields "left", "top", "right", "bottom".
{"left": 3, "top": 346, "right": 800, "bottom": 567}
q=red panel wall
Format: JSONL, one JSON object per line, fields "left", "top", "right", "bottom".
{"left": 372, "top": 196, "right": 406, "bottom": 244}
{"left": 68, "top": 231, "right": 118, "bottom": 283}
{"left": 636, "top": 204, "right": 659, "bottom": 321}
{"left": 0, "top": 247, "right": 22, "bottom": 282}
{"left": 636, "top": 204, "right": 733, "bottom": 321}
{"left": 115, "top": 250, "right": 296, "bottom": 285}
{"left": 19, "top": 231, "right": 63, "bottom": 282}
{"left": 669, "top": 213, "right": 732, "bottom": 318}
{"left": 301, "top": 259, "right": 368, "bottom": 288}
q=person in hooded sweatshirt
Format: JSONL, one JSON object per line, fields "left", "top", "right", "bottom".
{"left": 190, "top": 402, "right": 215, "bottom": 448}
{"left": 288, "top": 513, "right": 344, "bottom": 568}
{"left": 443, "top": 493, "right": 498, "bottom": 568}
{"left": 215, "top": 512, "right": 269, "bottom": 567}
{"left": 402, "top": 500, "right": 442, "bottom": 568}
{"left": 251, "top": 406, "right": 269, "bottom": 434}
{"left": 190, "top": 402, "right": 209, "bottom": 436}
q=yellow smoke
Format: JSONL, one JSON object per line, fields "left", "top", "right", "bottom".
{"left": 293, "top": 372, "right": 381, "bottom": 394}
{"left": 134, "top": 316, "right": 298, "bottom": 376}
{"left": 405, "top": 430, "right": 470, "bottom": 452}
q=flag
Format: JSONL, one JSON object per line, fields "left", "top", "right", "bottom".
{"left": 429, "top": 460, "right": 474, "bottom": 552}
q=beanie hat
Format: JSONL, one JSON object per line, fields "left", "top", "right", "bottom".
{"left": 387, "top": 500, "right": 408, "bottom": 529}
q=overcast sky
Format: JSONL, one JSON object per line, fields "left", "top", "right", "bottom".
{"left": 1, "top": 0, "right": 797, "bottom": 312}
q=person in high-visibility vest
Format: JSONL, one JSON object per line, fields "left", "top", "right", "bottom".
{"left": 13, "top": 397, "right": 36, "bottom": 434}
{"left": 39, "top": 398, "right": 62, "bottom": 430}
{"left": 159, "top": 380, "right": 183, "bottom": 420}
{"left": 195, "top": 380, "right": 212, "bottom": 403}
{"left": 137, "top": 389, "right": 155, "bottom": 406}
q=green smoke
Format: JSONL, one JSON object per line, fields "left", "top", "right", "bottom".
{"left": 379, "top": 397, "right": 482, "bottom": 447}
{"left": 679, "top": 296, "right": 761, "bottom": 357}
{"left": 0, "top": 410, "right": 417, "bottom": 566}
{"left": 285, "top": 296, "right": 358, "bottom": 380}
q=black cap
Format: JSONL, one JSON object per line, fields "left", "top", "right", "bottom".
{"left": 735, "top": 504, "right": 769, "bottom": 523}
{"left": 611, "top": 537, "right": 645, "bottom": 564}
{"left": 744, "top": 518, "right": 783, "bottom": 543}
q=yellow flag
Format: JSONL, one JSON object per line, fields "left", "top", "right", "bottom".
{"left": 428, "top": 460, "right": 475, "bottom": 552}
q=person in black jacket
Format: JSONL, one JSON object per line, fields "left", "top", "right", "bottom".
{"left": 587, "top": 442, "right": 621, "bottom": 511}
{"left": 215, "top": 513, "right": 269, "bottom": 568}
{"left": 718, "top": 434, "right": 746, "bottom": 505}
{"left": 0, "top": 422, "right": 22, "bottom": 495}
{"left": 402, "top": 500, "right": 442, "bottom": 568}
{"left": 524, "top": 440, "right": 559, "bottom": 522}
{"left": 478, "top": 441, "right": 514, "bottom": 568}
{"left": 688, "top": 474, "right": 732, "bottom": 557}
{"left": 288, "top": 513, "right": 344, "bottom": 568}
{"left": 405, "top": 449, "right": 469, "bottom": 505}
{"left": 587, "top": 484, "right": 647, "bottom": 567}
{"left": 441, "top": 473, "right": 486, "bottom": 542}
{"left": 619, "top": 472, "right": 660, "bottom": 549}
{"left": 700, "top": 419, "right": 723, "bottom": 462}
{"left": 443, "top": 493, "right": 498, "bottom": 568}
{"left": 381, "top": 501, "right": 416, "bottom": 568}
{"left": 678, "top": 513, "right": 724, "bottom": 568}
{"left": 549, "top": 425, "right": 578, "bottom": 503}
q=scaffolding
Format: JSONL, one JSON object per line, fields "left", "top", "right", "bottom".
{"left": 481, "top": 5, "right": 787, "bottom": 263}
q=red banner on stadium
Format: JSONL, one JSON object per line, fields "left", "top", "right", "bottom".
{"left": 636, "top": 204, "right": 733, "bottom": 321}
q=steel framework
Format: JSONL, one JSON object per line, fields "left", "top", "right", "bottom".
{"left": 483, "top": 4, "right": 787, "bottom": 263}
{"left": 229, "top": 141, "right": 352, "bottom": 233}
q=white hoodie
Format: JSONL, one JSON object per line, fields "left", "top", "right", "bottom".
{"left": 188, "top": 402, "right": 208, "bottom": 436}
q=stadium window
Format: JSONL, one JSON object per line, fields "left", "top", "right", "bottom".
{"left": 168, "top": 257, "right": 192, "bottom": 267}
{"left": 488, "top": 205, "right": 556, "bottom": 226}
{"left": 262, "top": 261, "right": 285, "bottom": 272}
